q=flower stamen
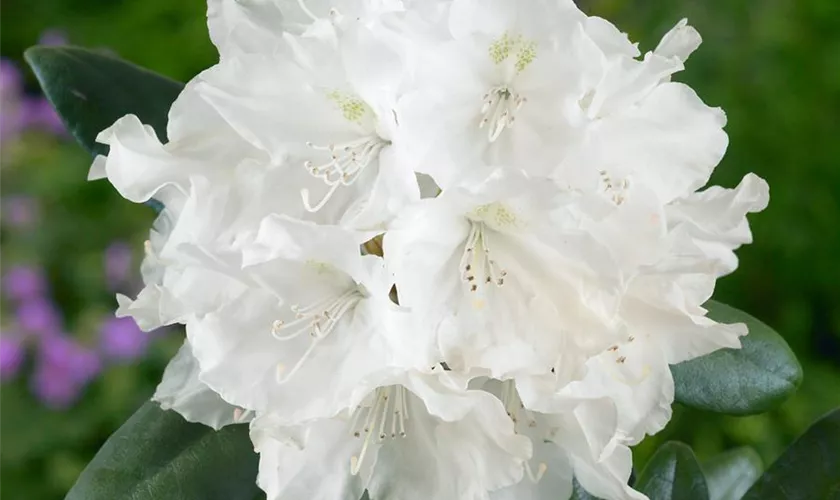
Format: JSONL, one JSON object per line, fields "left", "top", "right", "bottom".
{"left": 480, "top": 86, "right": 526, "bottom": 142}
{"left": 525, "top": 461, "right": 548, "bottom": 483}
{"left": 271, "top": 287, "right": 364, "bottom": 384}
{"left": 301, "top": 136, "right": 388, "bottom": 212}
{"left": 460, "top": 223, "right": 507, "bottom": 291}
{"left": 350, "top": 386, "right": 410, "bottom": 475}
{"left": 500, "top": 380, "right": 548, "bottom": 484}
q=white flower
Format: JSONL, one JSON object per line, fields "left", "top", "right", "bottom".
{"left": 197, "top": 12, "right": 420, "bottom": 229}
{"left": 396, "top": 0, "right": 594, "bottom": 187}
{"left": 385, "top": 165, "right": 768, "bottom": 451}
{"left": 251, "top": 372, "right": 531, "bottom": 500}
{"left": 482, "top": 378, "right": 646, "bottom": 500}
{"left": 397, "top": 1, "right": 725, "bottom": 199}
{"left": 90, "top": 1, "right": 773, "bottom": 498}
{"left": 177, "top": 214, "right": 436, "bottom": 424}
{"left": 385, "top": 168, "right": 623, "bottom": 381}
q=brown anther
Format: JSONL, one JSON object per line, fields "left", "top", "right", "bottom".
{"left": 496, "top": 278, "right": 504, "bottom": 285}
{"left": 608, "top": 345, "right": 619, "bottom": 352}
{"left": 616, "top": 356, "right": 626, "bottom": 364}
{"left": 470, "top": 284, "right": 478, "bottom": 292}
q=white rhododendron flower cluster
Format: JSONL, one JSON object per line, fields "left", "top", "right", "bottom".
{"left": 92, "top": 0, "right": 769, "bottom": 498}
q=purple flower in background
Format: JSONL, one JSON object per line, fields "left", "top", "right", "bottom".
{"left": 30, "top": 334, "right": 102, "bottom": 410}
{"left": 31, "top": 364, "right": 81, "bottom": 409}
{"left": 3, "top": 265, "right": 48, "bottom": 301}
{"left": 0, "top": 58, "right": 24, "bottom": 143}
{"left": 0, "top": 51, "right": 64, "bottom": 143}
{"left": 23, "top": 96, "right": 64, "bottom": 135}
{"left": 0, "top": 334, "right": 25, "bottom": 381}
{"left": 104, "top": 241, "right": 134, "bottom": 289}
{"left": 31, "top": 335, "right": 101, "bottom": 408}
{"left": 99, "top": 316, "right": 149, "bottom": 362}
{"left": 39, "top": 335, "right": 101, "bottom": 384}
{"left": 16, "top": 297, "right": 62, "bottom": 335}
{"left": 2, "top": 195, "right": 40, "bottom": 228}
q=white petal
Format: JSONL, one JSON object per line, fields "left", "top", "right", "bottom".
{"left": 666, "top": 173, "right": 769, "bottom": 275}
{"left": 153, "top": 341, "right": 245, "bottom": 430}
{"left": 555, "top": 399, "right": 647, "bottom": 500}
{"left": 654, "top": 18, "right": 702, "bottom": 62}
{"left": 572, "top": 82, "right": 728, "bottom": 203}
{"left": 583, "top": 16, "right": 640, "bottom": 58}
{"left": 489, "top": 441, "right": 573, "bottom": 500}
{"left": 368, "top": 375, "right": 531, "bottom": 499}
{"left": 252, "top": 416, "right": 365, "bottom": 500}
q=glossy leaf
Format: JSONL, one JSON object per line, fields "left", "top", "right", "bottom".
{"left": 671, "top": 300, "right": 802, "bottom": 415}
{"left": 24, "top": 45, "right": 183, "bottom": 157}
{"left": 65, "top": 401, "right": 260, "bottom": 500}
{"left": 636, "top": 442, "right": 709, "bottom": 500}
{"left": 743, "top": 407, "right": 840, "bottom": 500}
{"left": 702, "top": 447, "right": 763, "bottom": 500}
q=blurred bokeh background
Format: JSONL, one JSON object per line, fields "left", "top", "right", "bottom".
{"left": 0, "top": 0, "right": 838, "bottom": 498}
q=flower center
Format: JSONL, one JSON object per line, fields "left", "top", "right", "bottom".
{"left": 479, "top": 86, "right": 526, "bottom": 142}
{"left": 271, "top": 286, "right": 365, "bottom": 383}
{"left": 599, "top": 170, "right": 630, "bottom": 206}
{"left": 349, "top": 385, "right": 411, "bottom": 475}
{"left": 460, "top": 222, "right": 507, "bottom": 292}
{"left": 300, "top": 136, "right": 389, "bottom": 212}
{"left": 500, "top": 380, "right": 548, "bottom": 484}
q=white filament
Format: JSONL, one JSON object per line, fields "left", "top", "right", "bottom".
{"left": 350, "top": 386, "right": 410, "bottom": 476}
{"left": 271, "top": 288, "right": 364, "bottom": 384}
{"left": 479, "top": 86, "right": 526, "bottom": 142}
{"left": 301, "top": 136, "right": 387, "bottom": 212}
{"left": 460, "top": 223, "right": 507, "bottom": 292}
{"left": 500, "top": 380, "right": 548, "bottom": 484}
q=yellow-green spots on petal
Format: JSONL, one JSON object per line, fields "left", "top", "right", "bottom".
{"left": 515, "top": 40, "right": 537, "bottom": 73}
{"left": 488, "top": 32, "right": 537, "bottom": 73}
{"left": 489, "top": 32, "right": 517, "bottom": 64}
{"left": 327, "top": 91, "right": 371, "bottom": 123}
{"left": 471, "top": 202, "right": 520, "bottom": 230}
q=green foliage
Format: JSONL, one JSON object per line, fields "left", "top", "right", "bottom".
{"left": 65, "top": 402, "right": 260, "bottom": 500}
{"left": 671, "top": 301, "right": 802, "bottom": 415}
{"left": 636, "top": 442, "right": 710, "bottom": 500}
{"left": 742, "top": 408, "right": 840, "bottom": 500}
{"left": 25, "top": 46, "right": 183, "bottom": 157}
{"left": 702, "top": 447, "right": 763, "bottom": 500}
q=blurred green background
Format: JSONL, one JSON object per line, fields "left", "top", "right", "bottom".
{"left": 1, "top": 0, "right": 839, "bottom": 498}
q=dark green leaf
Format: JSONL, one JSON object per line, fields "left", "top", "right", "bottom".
{"left": 24, "top": 45, "right": 183, "bottom": 157}
{"left": 702, "top": 447, "right": 763, "bottom": 500}
{"left": 671, "top": 300, "right": 802, "bottom": 415}
{"left": 65, "top": 401, "right": 260, "bottom": 500}
{"left": 743, "top": 407, "right": 840, "bottom": 500}
{"left": 636, "top": 442, "right": 709, "bottom": 500}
